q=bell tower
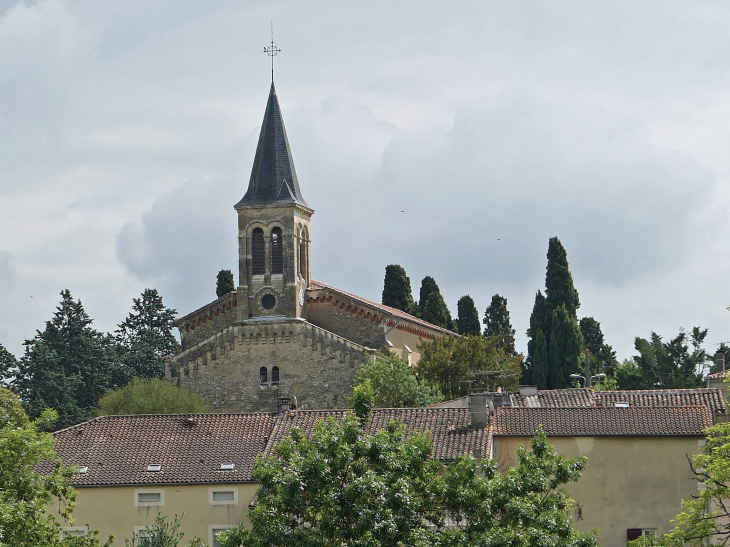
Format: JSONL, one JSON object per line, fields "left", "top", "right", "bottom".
{"left": 234, "top": 83, "right": 313, "bottom": 321}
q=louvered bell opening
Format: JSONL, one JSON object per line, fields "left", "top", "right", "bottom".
{"left": 252, "top": 228, "right": 265, "bottom": 275}
{"left": 271, "top": 227, "right": 283, "bottom": 274}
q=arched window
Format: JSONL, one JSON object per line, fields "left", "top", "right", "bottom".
{"left": 271, "top": 366, "right": 280, "bottom": 385}
{"left": 252, "top": 228, "right": 265, "bottom": 275}
{"left": 271, "top": 227, "right": 283, "bottom": 274}
{"left": 299, "top": 229, "right": 308, "bottom": 279}
{"left": 259, "top": 366, "right": 268, "bottom": 385}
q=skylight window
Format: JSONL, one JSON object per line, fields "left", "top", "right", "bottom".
{"left": 76, "top": 466, "right": 88, "bottom": 474}
{"left": 615, "top": 402, "right": 629, "bottom": 408}
{"left": 220, "top": 462, "right": 235, "bottom": 471}
{"left": 146, "top": 464, "right": 162, "bottom": 472}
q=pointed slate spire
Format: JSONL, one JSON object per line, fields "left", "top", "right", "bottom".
{"left": 236, "top": 83, "right": 309, "bottom": 208}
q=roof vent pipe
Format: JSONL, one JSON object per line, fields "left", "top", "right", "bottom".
{"left": 715, "top": 350, "right": 725, "bottom": 372}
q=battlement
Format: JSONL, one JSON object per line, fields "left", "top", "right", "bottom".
{"left": 174, "top": 292, "right": 238, "bottom": 350}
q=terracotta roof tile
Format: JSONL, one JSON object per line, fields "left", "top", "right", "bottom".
{"left": 52, "top": 414, "right": 276, "bottom": 487}
{"left": 308, "top": 280, "right": 453, "bottom": 335}
{"left": 513, "top": 388, "right": 595, "bottom": 408}
{"left": 265, "top": 408, "right": 491, "bottom": 463}
{"left": 707, "top": 370, "right": 730, "bottom": 381}
{"left": 492, "top": 406, "right": 711, "bottom": 436}
{"left": 595, "top": 389, "right": 725, "bottom": 414}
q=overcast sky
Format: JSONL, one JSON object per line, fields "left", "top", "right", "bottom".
{"left": 1, "top": 0, "right": 729, "bottom": 363}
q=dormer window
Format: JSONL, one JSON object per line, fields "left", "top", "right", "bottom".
{"left": 146, "top": 464, "right": 162, "bottom": 472}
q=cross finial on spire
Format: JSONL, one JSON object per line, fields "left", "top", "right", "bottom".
{"left": 263, "top": 22, "right": 281, "bottom": 82}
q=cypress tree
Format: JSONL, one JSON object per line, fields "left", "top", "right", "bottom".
{"left": 545, "top": 237, "right": 580, "bottom": 318}
{"left": 548, "top": 305, "right": 583, "bottom": 388}
{"left": 421, "top": 292, "right": 453, "bottom": 330}
{"left": 216, "top": 269, "right": 235, "bottom": 297}
{"left": 382, "top": 265, "right": 416, "bottom": 315}
{"left": 417, "top": 276, "right": 440, "bottom": 317}
{"left": 525, "top": 291, "right": 549, "bottom": 384}
{"left": 456, "top": 296, "right": 481, "bottom": 336}
{"left": 531, "top": 330, "right": 549, "bottom": 389}
{"left": 483, "top": 294, "right": 516, "bottom": 355}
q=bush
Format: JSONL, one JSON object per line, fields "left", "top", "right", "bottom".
{"left": 96, "top": 379, "right": 215, "bottom": 416}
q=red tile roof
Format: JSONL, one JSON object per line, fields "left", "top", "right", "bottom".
{"left": 595, "top": 389, "right": 725, "bottom": 414}
{"left": 513, "top": 388, "right": 595, "bottom": 408}
{"left": 52, "top": 413, "right": 276, "bottom": 487}
{"left": 492, "top": 406, "right": 712, "bottom": 436}
{"left": 308, "top": 280, "right": 453, "bottom": 335}
{"left": 266, "top": 408, "right": 491, "bottom": 462}
{"left": 707, "top": 370, "right": 730, "bottom": 381}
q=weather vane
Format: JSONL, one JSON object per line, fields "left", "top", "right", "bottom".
{"left": 263, "top": 22, "right": 280, "bottom": 82}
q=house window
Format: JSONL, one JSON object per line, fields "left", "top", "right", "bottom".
{"left": 643, "top": 530, "right": 658, "bottom": 537}
{"left": 271, "top": 366, "right": 280, "bottom": 385}
{"left": 209, "top": 525, "right": 231, "bottom": 547}
{"left": 271, "top": 227, "right": 283, "bottom": 274}
{"left": 209, "top": 487, "right": 239, "bottom": 505}
{"left": 260, "top": 367, "right": 268, "bottom": 385}
{"left": 134, "top": 489, "right": 165, "bottom": 507}
{"left": 252, "top": 228, "right": 265, "bottom": 276}
{"left": 62, "top": 526, "right": 88, "bottom": 538}
{"left": 134, "top": 528, "right": 153, "bottom": 547}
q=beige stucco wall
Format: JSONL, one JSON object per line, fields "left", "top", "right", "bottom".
{"left": 493, "top": 435, "right": 702, "bottom": 547}
{"left": 68, "top": 483, "right": 258, "bottom": 545}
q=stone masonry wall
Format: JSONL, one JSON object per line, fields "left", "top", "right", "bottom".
{"left": 304, "top": 299, "right": 385, "bottom": 350}
{"left": 166, "top": 318, "right": 376, "bottom": 412}
{"left": 175, "top": 292, "right": 238, "bottom": 350}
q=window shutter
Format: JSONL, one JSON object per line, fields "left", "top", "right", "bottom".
{"left": 627, "top": 529, "right": 642, "bottom": 541}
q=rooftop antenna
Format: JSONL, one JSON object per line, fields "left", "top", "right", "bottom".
{"left": 263, "top": 22, "right": 281, "bottom": 82}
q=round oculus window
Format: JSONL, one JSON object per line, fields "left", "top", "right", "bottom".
{"left": 261, "top": 294, "right": 276, "bottom": 310}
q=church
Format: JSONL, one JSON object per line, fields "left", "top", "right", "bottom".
{"left": 165, "top": 82, "right": 451, "bottom": 412}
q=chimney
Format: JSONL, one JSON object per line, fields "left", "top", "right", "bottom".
{"left": 519, "top": 385, "right": 538, "bottom": 397}
{"left": 469, "top": 393, "right": 489, "bottom": 429}
{"left": 715, "top": 350, "right": 725, "bottom": 372}
{"left": 277, "top": 397, "right": 291, "bottom": 412}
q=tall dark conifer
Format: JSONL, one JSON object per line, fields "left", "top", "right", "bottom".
{"left": 483, "top": 294, "right": 516, "bottom": 355}
{"left": 456, "top": 296, "right": 481, "bottom": 336}
{"left": 525, "top": 291, "right": 548, "bottom": 384}
{"left": 531, "top": 330, "right": 549, "bottom": 389}
{"left": 382, "top": 265, "right": 416, "bottom": 315}
{"left": 116, "top": 288, "right": 180, "bottom": 380}
{"left": 421, "top": 292, "right": 454, "bottom": 331}
{"left": 216, "top": 269, "right": 235, "bottom": 297}
{"left": 545, "top": 237, "right": 580, "bottom": 318}
{"left": 14, "top": 290, "right": 127, "bottom": 429}
{"left": 548, "top": 305, "right": 583, "bottom": 388}
{"left": 417, "top": 277, "right": 440, "bottom": 317}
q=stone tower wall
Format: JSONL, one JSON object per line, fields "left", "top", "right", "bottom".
{"left": 166, "top": 319, "right": 375, "bottom": 412}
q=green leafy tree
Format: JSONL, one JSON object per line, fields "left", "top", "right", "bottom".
{"left": 14, "top": 290, "right": 128, "bottom": 429}
{"left": 548, "top": 305, "right": 583, "bottom": 389}
{"left": 456, "top": 295, "right": 481, "bottom": 336}
{"left": 219, "top": 386, "right": 444, "bottom": 547}
{"left": 417, "top": 335, "right": 522, "bottom": 399}
{"left": 96, "top": 378, "right": 214, "bottom": 416}
{"left": 216, "top": 269, "right": 235, "bottom": 298}
{"left": 579, "top": 317, "right": 618, "bottom": 372}
{"left": 0, "top": 388, "right": 113, "bottom": 547}
{"left": 483, "top": 294, "right": 516, "bottom": 355}
{"left": 613, "top": 359, "right": 647, "bottom": 390}
{"left": 443, "top": 425, "right": 597, "bottom": 547}
{"left": 545, "top": 237, "right": 580, "bottom": 318}
{"left": 353, "top": 352, "right": 442, "bottom": 408}
{"left": 124, "top": 514, "right": 205, "bottom": 546}
{"left": 630, "top": 328, "right": 708, "bottom": 389}
{"left": 116, "top": 289, "right": 180, "bottom": 380}
{"left": 382, "top": 265, "right": 416, "bottom": 315}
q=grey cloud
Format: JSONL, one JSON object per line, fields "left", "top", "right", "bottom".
{"left": 0, "top": 252, "right": 14, "bottom": 294}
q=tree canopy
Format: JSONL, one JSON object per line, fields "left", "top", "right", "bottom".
{"left": 116, "top": 289, "right": 180, "bottom": 380}
{"left": 382, "top": 265, "right": 416, "bottom": 315}
{"left": 0, "top": 388, "right": 112, "bottom": 547}
{"left": 545, "top": 237, "right": 580, "bottom": 317}
{"left": 416, "top": 335, "right": 522, "bottom": 400}
{"left": 216, "top": 269, "right": 235, "bottom": 298}
{"left": 219, "top": 386, "right": 595, "bottom": 547}
{"left": 352, "top": 352, "right": 442, "bottom": 408}
{"left": 96, "top": 378, "right": 214, "bottom": 416}
{"left": 483, "top": 294, "right": 516, "bottom": 355}
{"left": 13, "top": 290, "right": 129, "bottom": 429}
{"left": 421, "top": 291, "right": 454, "bottom": 331}
{"left": 456, "top": 295, "right": 481, "bottom": 336}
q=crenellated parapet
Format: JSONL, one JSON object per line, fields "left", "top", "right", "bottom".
{"left": 174, "top": 292, "right": 238, "bottom": 350}
{"left": 166, "top": 317, "right": 376, "bottom": 381}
